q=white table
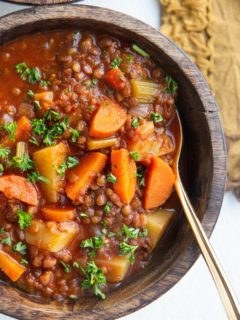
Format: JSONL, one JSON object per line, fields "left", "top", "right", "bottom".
{"left": 0, "top": 1, "right": 239, "bottom": 319}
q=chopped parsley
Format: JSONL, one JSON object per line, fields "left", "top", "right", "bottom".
{"left": 0, "top": 164, "right": 3, "bottom": 173}
{"left": 106, "top": 173, "right": 117, "bottom": 183}
{"left": 137, "top": 166, "right": 146, "bottom": 187}
{"left": 80, "top": 236, "right": 104, "bottom": 257}
{"left": 126, "top": 54, "right": 133, "bottom": 62}
{"left": 131, "top": 117, "right": 139, "bottom": 128}
{"left": 129, "top": 151, "right": 139, "bottom": 161}
{"left": 0, "top": 227, "right": 4, "bottom": 234}
{"left": 139, "top": 228, "right": 148, "bottom": 237}
{"left": 111, "top": 57, "right": 122, "bottom": 69}
{"left": 0, "top": 147, "right": 10, "bottom": 158}
{"left": 70, "top": 128, "right": 81, "bottom": 143}
{"left": 87, "top": 105, "right": 95, "bottom": 112}
{"left": 27, "top": 90, "right": 34, "bottom": 98}
{"left": 20, "top": 258, "right": 29, "bottom": 266}
{"left": 104, "top": 202, "right": 111, "bottom": 213}
{"left": 119, "top": 241, "right": 138, "bottom": 263}
{"left": 165, "top": 76, "right": 178, "bottom": 94}
{"left": 16, "top": 62, "right": 41, "bottom": 84}
{"left": 1, "top": 237, "right": 12, "bottom": 246}
{"left": 131, "top": 44, "right": 149, "bottom": 58}
{"left": 122, "top": 224, "right": 140, "bottom": 240}
{"left": 57, "top": 156, "right": 79, "bottom": 176}
{"left": 17, "top": 209, "right": 32, "bottom": 230}
{"left": 9, "top": 154, "right": 34, "bottom": 172}
{"left": 29, "top": 136, "right": 39, "bottom": 146}
{"left": 91, "top": 78, "right": 98, "bottom": 86}
{"left": 60, "top": 261, "right": 71, "bottom": 273}
{"left": 44, "top": 110, "right": 61, "bottom": 121}
{"left": 33, "top": 100, "right": 41, "bottom": 111}
{"left": 81, "top": 261, "right": 106, "bottom": 299}
{"left": 27, "top": 171, "right": 49, "bottom": 184}
{"left": 150, "top": 112, "right": 163, "bottom": 123}
{"left": 79, "top": 212, "right": 88, "bottom": 218}
{"left": 40, "top": 80, "right": 51, "bottom": 87}
{"left": 3, "top": 121, "right": 17, "bottom": 141}
{"left": 13, "top": 241, "right": 27, "bottom": 255}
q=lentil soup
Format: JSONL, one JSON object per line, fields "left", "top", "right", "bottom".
{"left": 0, "top": 30, "right": 179, "bottom": 300}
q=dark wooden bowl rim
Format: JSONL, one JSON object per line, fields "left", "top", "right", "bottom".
{"left": 0, "top": 5, "right": 226, "bottom": 320}
{"left": 4, "top": 0, "right": 78, "bottom": 5}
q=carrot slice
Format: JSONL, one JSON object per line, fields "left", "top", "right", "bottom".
{"left": 135, "top": 121, "right": 154, "bottom": 140}
{"left": 0, "top": 175, "right": 38, "bottom": 206}
{"left": 111, "top": 149, "right": 137, "bottom": 204}
{"left": 103, "top": 68, "right": 127, "bottom": 91}
{"left": 0, "top": 250, "right": 26, "bottom": 281}
{"left": 41, "top": 206, "right": 76, "bottom": 222}
{"left": 89, "top": 99, "right": 127, "bottom": 138}
{"left": 1, "top": 116, "right": 32, "bottom": 147}
{"left": 144, "top": 157, "right": 175, "bottom": 209}
{"left": 66, "top": 152, "right": 107, "bottom": 201}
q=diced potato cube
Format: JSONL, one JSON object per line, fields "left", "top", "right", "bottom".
{"left": 25, "top": 219, "right": 78, "bottom": 252}
{"left": 87, "top": 137, "right": 118, "bottom": 150}
{"left": 147, "top": 209, "right": 174, "bottom": 250}
{"left": 33, "top": 142, "right": 68, "bottom": 203}
{"left": 95, "top": 256, "right": 130, "bottom": 282}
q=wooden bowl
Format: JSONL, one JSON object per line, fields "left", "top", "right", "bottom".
{"left": 5, "top": 0, "right": 78, "bottom": 5}
{"left": 0, "top": 5, "right": 226, "bottom": 320}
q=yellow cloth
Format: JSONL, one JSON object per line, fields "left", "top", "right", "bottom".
{"left": 160, "top": 0, "right": 240, "bottom": 196}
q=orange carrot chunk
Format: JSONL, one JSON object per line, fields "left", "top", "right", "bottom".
{"left": 111, "top": 149, "right": 137, "bottom": 204}
{"left": 41, "top": 206, "right": 76, "bottom": 222}
{"left": 0, "top": 175, "right": 38, "bottom": 206}
{"left": 0, "top": 250, "right": 26, "bottom": 281}
{"left": 135, "top": 121, "right": 154, "bottom": 140}
{"left": 103, "top": 68, "right": 127, "bottom": 91}
{"left": 1, "top": 116, "right": 32, "bottom": 147}
{"left": 89, "top": 99, "right": 127, "bottom": 138}
{"left": 66, "top": 152, "right": 107, "bottom": 201}
{"left": 144, "top": 157, "right": 175, "bottom": 209}
{"left": 15, "top": 116, "right": 32, "bottom": 142}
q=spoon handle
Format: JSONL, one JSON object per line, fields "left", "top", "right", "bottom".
{"left": 175, "top": 178, "right": 240, "bottom": 320}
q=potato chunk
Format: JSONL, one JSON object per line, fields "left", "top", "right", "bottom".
{"left": 25, "top": 219, "right": 78, "bottom": 252}
{"left": 147, "top": 209, "right": 174, "bottom": 250}
{"left": 95, "top": 256, "right": 130, "bottom": 282}
{"left": 33, "top": 142, "right": 68, "bottom": 203}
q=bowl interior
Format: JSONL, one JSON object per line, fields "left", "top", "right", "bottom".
{"left": 0, "top": 5, "right": 226, "bottom": 320}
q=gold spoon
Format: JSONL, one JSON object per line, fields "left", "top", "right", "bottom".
{"left": 173, "top": 112, "right": 240, "bottom": 320}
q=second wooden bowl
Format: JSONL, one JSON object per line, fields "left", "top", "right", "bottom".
{"left": 0, "top": 5, "right": 226, "bottom": 320}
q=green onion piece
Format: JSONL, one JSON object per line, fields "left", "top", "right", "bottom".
{"left": 132, "top": 44, "right": 149, "bottom": 58}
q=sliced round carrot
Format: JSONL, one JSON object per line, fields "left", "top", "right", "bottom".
{"left": 0, "top": 175, "right": 38, "bottom": 206}
{"left": 89, "top": 99, "right": 127, "bottom": 138}
{"left": 144, "top": 157, "right": 175, "bottom": 209}
{"left": 41, "top": 206, "right": 76, "bottom": 222}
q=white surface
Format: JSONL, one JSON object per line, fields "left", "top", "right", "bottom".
{"left": 0, "top": 1, "right": 239, "bottom": 319}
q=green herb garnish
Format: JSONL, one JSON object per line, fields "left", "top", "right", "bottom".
{"left": 129, "top": 151, "right": 140, "bottom": 161}
{"left": 27, "top": 171, "right": 49, "bottom": 184}
{"left": 91, "top": 78, "right": 98, "bottom": 86}
{"left": 81, "top": 261, "right": 106, "bottom": 300}
{"left": 106, "top": 173, "right": 117, "bottom": 183}
{"left": 150, "top": 112, "right": 163, "bottom": 123}
{"left": 119, "top": 241, "right": 138, "bottom": 263}
{"left": 111, "top": 57, "right": 122, "bottom": 69}
{"left": 9, "top": 154, "right": 34, "bottom": 172}
{"left": 57, "top": 156, "right": 79, "bottom": 176}
{"left": 60, "top": 261, "right": 71, "bottom": 273}
{"left": 40, "top": 80, "right": 51, "bottom": 87}
{"left": 104, "top": 202, "right": 111, "bottom": 213}
{"left": 17, "top": 209, "right": 32, "bottom": 230}
{"left": 137, "top": 166, "right": 146, "bottom": 187}
{"left": 20, "top": 258, "right": 29, "bottom": 266}
{"left": 0, "top": 148, "right": 10, "bottom": 158}
{"left": 131, "top": 117, "right": 139, "bottom": 128}
{"left": 16, "top": 63, "right": 41, "bottom": 84}
{"left": 70, "top": 128, "right": 81, "bottom": 143}
{"left": 0, "top": 164, "right": 3, "bottom": 174}
{"left": 165, "top": 76, "right": 178, "bottom": 94}
{"left": 13, "top": 241, "right": 27, "bottom": 255}
{"left": 3, "top": 121, "right": 17, "bottom": 141}
{"left": 1, "top": 237, "right": 12, "bottom": 246}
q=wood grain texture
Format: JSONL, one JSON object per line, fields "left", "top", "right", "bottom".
{"left": 5, "top": 0, "right": 77, "bottom": 4}
{"left": 0, "top": 5, "right": 226, "bottom": 320}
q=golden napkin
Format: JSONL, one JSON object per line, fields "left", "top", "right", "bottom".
{"left": 160, "top": 0, "right": 240, "bottom": 197}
